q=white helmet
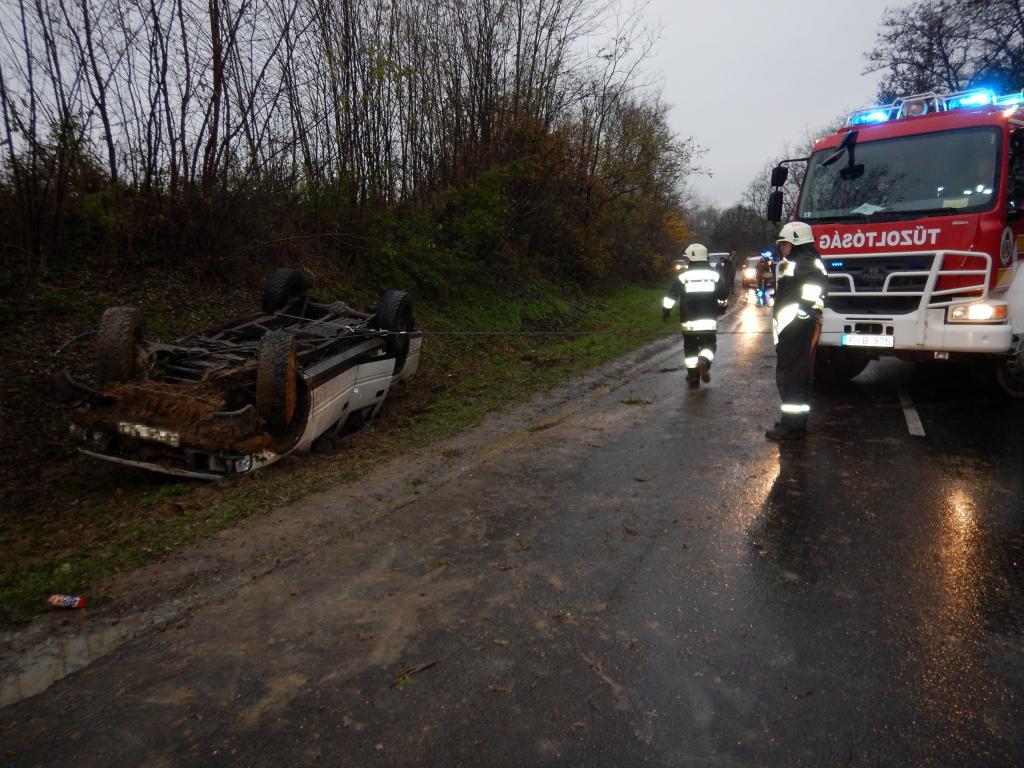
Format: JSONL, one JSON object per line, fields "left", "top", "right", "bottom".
{"left": 776, "top": 221, "right": 814, "bottom": 246}
{"left": 684, "top": 243, "right": 709, "bottom": 261}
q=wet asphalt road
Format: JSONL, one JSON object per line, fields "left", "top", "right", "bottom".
{"left": 3, "top": 289, "right": 1024, "bottom": 767}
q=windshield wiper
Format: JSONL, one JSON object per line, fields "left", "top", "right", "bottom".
{"left": 822, "top": 131, "right": 856, "bottom": 166}
{"left": 822, "top": 130, "right": 864, "bottom": 180}
{"left": 804, "top": 212, "right": 877, "bottom": 222}
{"left": 883, "top": 208, "right": 957, "bottom": 218}
{"left": 804, "top": 210, "right": 924, "bottom": 224}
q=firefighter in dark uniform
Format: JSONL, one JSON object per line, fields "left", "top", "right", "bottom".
{"left": 766, "top": 222, "right": 828, "bottom": 440}
{"left": 662, "top": 244, "right": 729, "bottom": 388}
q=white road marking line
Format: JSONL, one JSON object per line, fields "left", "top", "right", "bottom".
{"left": 898, "top": 389, "right": 926, "bottom": 437}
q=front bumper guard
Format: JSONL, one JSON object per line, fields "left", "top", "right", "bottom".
{"left": 824, "top": 249, "right": 1001, "bottom": 348}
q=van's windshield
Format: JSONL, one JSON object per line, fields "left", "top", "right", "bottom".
{"left": 798, "top": 126, "right": 1000, "bottom": 223}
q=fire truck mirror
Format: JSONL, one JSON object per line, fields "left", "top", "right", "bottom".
{"left": 770, "top": 165, "right": 789, "bottom": 187}
{"left": 766, "top": 190, "right": 784, "bottom": 223}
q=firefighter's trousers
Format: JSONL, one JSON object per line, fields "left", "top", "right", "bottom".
{"left": 774, "top": 316, "right": 821, "bottom": 428}
{"left": 683, "top": 331, "right": 716, "bottom": 379}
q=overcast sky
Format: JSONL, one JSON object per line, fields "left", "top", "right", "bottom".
{"left": 642, "top": 0, "right": 913, "bottom": 208}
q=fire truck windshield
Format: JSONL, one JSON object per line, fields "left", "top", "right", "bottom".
{"left": 798, "top": 126, "right": 1000, "bottom": 222}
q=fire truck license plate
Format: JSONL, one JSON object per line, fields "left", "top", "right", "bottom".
{"left": 841, "top": 333, "right": 894, "bottom": 348}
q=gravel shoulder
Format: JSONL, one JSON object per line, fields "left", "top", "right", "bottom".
{"left": 1, "top": 334, "right": 680, "bottom": 708}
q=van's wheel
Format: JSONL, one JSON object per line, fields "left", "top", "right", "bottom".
{"left": 814, "top": 346, "right": 871, "bottom": 384}
{"left": 256, "top": 331, "right": 298, "bottom": 430}
{"left": 96, "top": 307, "right": 148, "bottom": 388}
{"left": 372, "top": 290, "right": 414, "bottom": 370}
{"left": 262, "top": 267, "right": 308, "bottom": 314}
{"left": 993, "top": 338, "right": 1024, "bottom": 397}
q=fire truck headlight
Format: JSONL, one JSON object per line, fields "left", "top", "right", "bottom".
{"left": 744, "top": 267, "right": 757, "bottom": 280}
{"left": 947, "top": 303, "right": 1008, "bottom": 323}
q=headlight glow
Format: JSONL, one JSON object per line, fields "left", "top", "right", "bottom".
{"left": 744, "top": 267, "right": 757, "bottom": 279}
{"left": 947, "top": 303, "right": 1007, "bottom": 323}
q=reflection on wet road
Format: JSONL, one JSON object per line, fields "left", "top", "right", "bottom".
{"left": 2, "top": 286, "right": 1023, "bottom": 766}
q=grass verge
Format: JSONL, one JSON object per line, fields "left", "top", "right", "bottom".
{"left": 1, "top": 280, "right": 668, "bottom": 625}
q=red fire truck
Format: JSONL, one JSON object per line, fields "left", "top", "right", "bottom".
{"left": 766, "top": 87, "right": 1024, "bottom": 395}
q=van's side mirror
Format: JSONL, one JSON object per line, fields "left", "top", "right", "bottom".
{"left": 766, "top": 190, "right": 784, "bottom": 223}
{"left": 770, "top": 165, "right": 789, "bottom": 187}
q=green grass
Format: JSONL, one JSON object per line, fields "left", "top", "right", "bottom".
{"left": 0, "top": 280, "right": 667, "bottom": 625}
{"left": 405, "top": 284, "right": 665, "bottom": 435}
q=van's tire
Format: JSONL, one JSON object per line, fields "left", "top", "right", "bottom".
{"left": 262, "top": 267, "right": 308, "bottom": 314}
{"left": 372, "top": 290, "right": 414, "bottom": 370}
{"left": 256, "top": 331, "right": 298, "bottom": 430}
{"left": 96, "top": 307, "right": 148, "bottom": 388}
{"left": 814, "top": 346, "right": 871, "bottom": 384}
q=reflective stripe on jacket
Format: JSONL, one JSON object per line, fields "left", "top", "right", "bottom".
{"left": 664, "top": 265, "right": 728, "bottom": 332}
{"left": 772, "top": 244, "right": 828, "bottom": 342}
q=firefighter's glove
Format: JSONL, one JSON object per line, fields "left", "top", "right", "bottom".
{"left": 662, "top": 308, "right": 671, "bottom": 322}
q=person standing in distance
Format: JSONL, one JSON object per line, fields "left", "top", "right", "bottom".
{"left": 723, "top": 249, "right": 738, "bottom": 296}
{"left": 766, "top": 222, "right": 828, "bottom": 440}
{"left": 662, "top": 244, "right": 729, "bottom": 389}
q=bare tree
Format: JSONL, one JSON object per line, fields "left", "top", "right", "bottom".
{"left": 865, "top": 0, "right": 1024, "bottom": 101}
{"left": 743, "top": 117, "right": 845, "bottom": 233}
{"left": 0, "top": 0, "right": 703, "bottom": 280}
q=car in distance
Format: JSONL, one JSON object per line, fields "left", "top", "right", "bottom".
{"left": 55, "top": 268, "right": 422, "bottom": 479}
{"left": 743, "top": 254, "right": 777, "bottom": 291}
{"left": 742, "top": 255, "right": 762, "bottom": 288}
{"left": 708, "top": 252, "right": 729, "bottom": 269}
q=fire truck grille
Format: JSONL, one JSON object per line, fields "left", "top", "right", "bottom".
{"left": 825, "top": 254, "right": 936, "bottom": 314}
{"left": 826, "top": 296, "right": 923, "bottom": 314}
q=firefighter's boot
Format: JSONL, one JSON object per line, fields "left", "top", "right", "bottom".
{"left": 698, "top": 359, "right": 711, "bottom": 383}
{"left": 686, "top": 369, "right": 700, "bottom": 389}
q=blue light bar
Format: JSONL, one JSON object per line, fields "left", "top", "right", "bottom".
{"left": 761, "top": 250, "right": 772, "bottom": 258}
{"left": 846, "top": 87, "right": 1024, "bottom": 127}
{"left": 849, "top": 108, "right": 890, "bottom": 126}
{"left": 996, "top": 90, "right": 1024, "bottom": 107}
{"left": 946, "top": 89, "right": 995, "bottom": 110}
{"left": 829, "top": 260, "right": 845, "bottom": 269}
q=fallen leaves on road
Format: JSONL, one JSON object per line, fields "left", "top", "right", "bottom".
{"left": 391, "top": 660, "right": 438, "bottom": 688}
